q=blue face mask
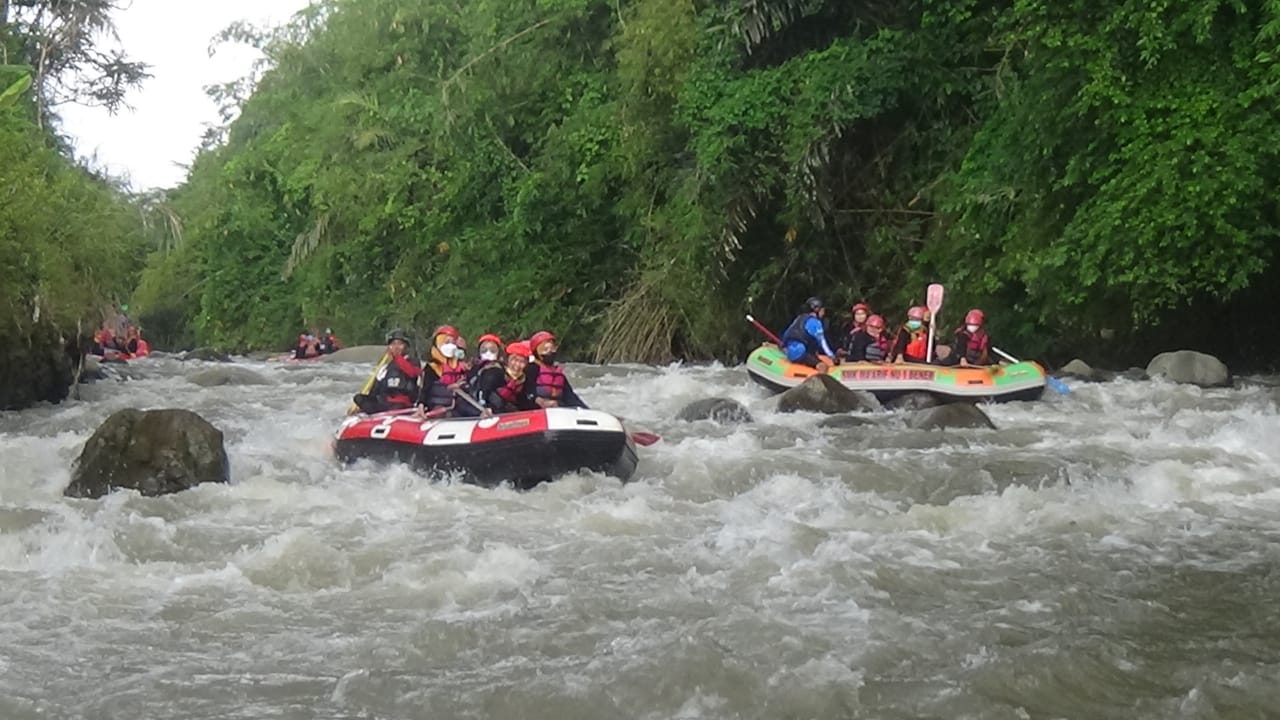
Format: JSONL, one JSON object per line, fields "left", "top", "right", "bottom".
{"left": 907, "top": 320, "right": 922, "bottom": 331}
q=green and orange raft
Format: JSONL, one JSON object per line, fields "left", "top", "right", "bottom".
{"left": 746, "top": 344, "right": 1046, "bottom": 402}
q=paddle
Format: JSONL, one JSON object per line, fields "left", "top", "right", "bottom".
{"left": 346, "top": 352, "right": 390, "bottom": 415}
{"left": 457, "top": 387, "right": 661, "bottom": 446}
{"left": 926, "top": 283, "right": 944, "bottom": 363}
{"left": 992, "top": 346, "right": 1071, "bottom": 395}
{"left": 745, "top": 314, "right": 784, "bottom": 345}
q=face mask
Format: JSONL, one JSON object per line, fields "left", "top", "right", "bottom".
{"left": 966, "top": 324, "right": 980, "bottom": 333}
{"left": 907, "top": 320, "right": 922, "bottom": 331}
{"left": 454, "top": 348, "right": 466, "bottom": 360}
{"left": 480, "top": 350, "right": 498, "bottom": 362}
{"left": 439, "top": 342, "right": 457, "bottom": 358}
{"left": 541, "top": 351, "right": 559, "bottom": 365}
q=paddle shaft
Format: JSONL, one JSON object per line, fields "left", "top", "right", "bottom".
{"left": 926, "top": 283, "right": 944, "bottom": 364}
{"left": 745, "top": 314, "right": 784, "bottom": 345}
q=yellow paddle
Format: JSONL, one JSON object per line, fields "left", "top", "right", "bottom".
{"left": 347, "top": 352, "right": 390, "bottom": 415}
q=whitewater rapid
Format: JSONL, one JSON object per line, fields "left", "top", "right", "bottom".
{"left": 1, "top": 356, "right": 1278, "bottom": 718}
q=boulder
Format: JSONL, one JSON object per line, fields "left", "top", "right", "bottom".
{"left": 817, "top": 415, "right": 879, "bottom": 429}
{"left": 883, "top": 391, "right": 941, "bottom": 412}
{"left": 187, "top": 367, "right": 272, "bottom": 387}
{"left": 316, "top": 345, "right": 387, "bottom": 364}
{"left": 1146, "top": 350, "right": 1232, "bottom": 388}
{"left": 676, "top": 397, "right": 754, "bottom": 424}
{"left": 244, "top": 350, "right": 279, "bottom": 361}
{"left": 181, "top": 348, "right": 232, "bottom": 363}
{"left": 79, "top": 354, "right": 108, "bottom": 382}
{"left": 1056, "top": 358, "right": 1107, "bottom": 382}
{"left": 907, "top": 403, "right": 996, "bottom": 430}
{"left": 64, "top": 409, "right": 230, "bottom": 499}
{"left": 0, "top": 319, "right": 74, "bottom": 410}
{"left": 777, "top": 374, "right": 882, "bottom": 414}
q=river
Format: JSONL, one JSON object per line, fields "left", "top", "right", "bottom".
{"left": 1, "top": 356, "right": 1278, "bottom": 719}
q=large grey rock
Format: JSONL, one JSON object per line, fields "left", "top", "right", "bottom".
{"left": 1057, "top": 358, "right": 1107, "bottom": 382}
{"left": 1146, "top": 350, "right": 1231, "bottom": 388}
{"left": 65, "top": 409, "right": 230, "bottom": 499}
{"left": 777, "top": 374, "right": 882, "bottom": 414}
{"left": 316, "top": 345, "right": 387, "bottom": 364}
{"left": 907, "top": 403, "right": 996, "bottom": 430}
{"left": 181, "top": 348, "right": 232, "bottom": 363}
{"left": 883, "top": 391, "right": 941, "bottom": 412}
{"left": 676, "top": 397, "right": 754, "bottom": 424}
{"left": 187, "top": 367, "right": 272, "bottom": 387}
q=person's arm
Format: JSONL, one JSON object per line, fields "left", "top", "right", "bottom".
{"left": 559, "top": 377, "right": 589, "bottom": 409}
{"left": 805, "top": 317, "right": 835, "bottom": 358}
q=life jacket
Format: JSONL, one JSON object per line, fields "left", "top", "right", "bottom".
{"left": 958, "top": 328, "right": 990, "bottom": 364}
{"left": 901, "top": 326, "right": 929, "bottom": 363}
{"left": 376, "top": 355, "right": 420, "bottom": 409}
{"left": 782, "top": 313, "right": 820, "bottom": 354}
{"left": 863, "top": 332, "right": 890, "bottom": 362}
{"left": 424, "top": 350, "right": 469, "bottom": 409}
{"left": 494, "top": 369, "right": 525, "bottom": 408}
{"left": 532, "top": 360, "right": 566, "bottom": 401}
{"left": 318, "top": 335, "right": 340, "bottom": 353}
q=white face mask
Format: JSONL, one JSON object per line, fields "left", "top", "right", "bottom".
{"left": 439, "top": 342, "right": 458, "bottom": 358}
{"left": 480, "top": 350, "right": 498, "bottom": 362}
{"left": 966, "top": 324, "right": 980, "bottom": 333}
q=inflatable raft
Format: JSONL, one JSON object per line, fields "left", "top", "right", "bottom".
{"left": 746, "top": 345, "right": 1046, "bottom": 402}
{"left": 334, "top": 407, "right": 639, "bottom": 488}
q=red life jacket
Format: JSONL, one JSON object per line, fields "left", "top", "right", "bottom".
{"left": 903, "top": 327, "right": 929, "bottom": 362}
{"left": 533, "top": 361, "right": 565, "bottom": 400}
{"left": 494, "top": 371, "right": 525, "bottom": 407}
{"left": 424, "top": 359, "right": 469, "bottom": 409}
{"left": 960, "top": 328, "right": 990, "bottom": 364}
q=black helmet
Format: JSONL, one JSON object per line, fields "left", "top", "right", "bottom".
{"left": 385, "top": 329, "right": 411, "bottom": 344}
{"left": 804, "top": 296, "right": 824, "bottom": 312}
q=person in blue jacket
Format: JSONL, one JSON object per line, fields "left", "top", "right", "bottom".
{"left": 780, "top": 297, "right": 836, "bottom": 369}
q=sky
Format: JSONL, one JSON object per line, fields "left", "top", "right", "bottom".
{"left": 57, "top": 0, "right": 312, "bottom": 191}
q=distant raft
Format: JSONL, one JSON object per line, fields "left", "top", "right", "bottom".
{"left": 333, "top": 406, "right": 639, "bottom": 489}
{"left": 746, "top": 344, "right": 1046, "bottom": 402}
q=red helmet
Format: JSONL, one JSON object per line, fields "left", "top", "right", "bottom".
{"left": 506, "top": 341, "right": 531, "bottom": 358}
{"left": 907, "top": 306, "right": 926, "bottom": 321}
{"left": 477, "top": 333, "right": 502, "bottom": 348}
{"left": 851, "top": 302, "right": 871, "bottom": 314}
{"left": 433, "top": 325, "right": 459, "bottom": 339}
{"left": 866, "top": 314, "right": 885, "bottom": 329}
{"left": 529, "top": 331, "right": 556, "bottom": 349}
{"left": 965, "top": 309, "right": 985, "bottom": 326}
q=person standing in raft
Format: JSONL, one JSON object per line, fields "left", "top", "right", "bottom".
{"left": 317, "top": 328, "right": 342, "bottom": 355}
{"left": 780, "top": 297, "right": 837, "bottom": 370}
{"left": 522, "top": 331, "right": 589, "bottom": 409}
{"left": 419, "top": 325, "right": 470, "bottom": 415}
{"left": 475, "top": 340, "right": 532, "bottom": 414}
{"left": 939, "top": 309, "right": 993, "bottom": 366}
{"left": 352, "top": 329, "right": 421, "bottom": 414}
{"left": 889, "top": 306, "right": 935, "bottom": 364}
{"left": 843, "top": 314, "right": 891, "bottom": 363}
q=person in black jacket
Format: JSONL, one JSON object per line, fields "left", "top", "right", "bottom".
{"left": 352, "top": 329, "right": 421, "bottom": 414}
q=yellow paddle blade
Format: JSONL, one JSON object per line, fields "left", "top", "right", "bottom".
{"left": 346, "top": 352, "right": 390, "bottom": 415}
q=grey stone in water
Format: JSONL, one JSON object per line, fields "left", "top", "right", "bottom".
{"left": 777, "top": 374, "right": 882, "bottom": 414}
{"left": 907, "top": 403, "right": 996, "bottom": 430}
{"left": 244, "top": 350, "right": 278, "bottom": 361}
{"left": 882, "top": 391, "right": 941, "bottom": 412}
{"left": 79, "top": 355, "right": 108, "bottom": 382}
{"left": 1146, "top": 350, "right": 1232, "bottom": 388}
{"left": 64, "top": 408, "right": 230, "bottom": 499}
{"left": 676, "top": 397, "right": 754, "bottom": 424}
{"left": 181, "top": 348, "right": 233, "bottom": 363}
{"left": 1118, "top": 367, "right": 1149, "bottom": 382}
{"left": 1057, "top": 358, "right": 1105, "bottom": 382}
{"left": 187, "top": 367, "right": 272, "bottom": 387}
{"left": 817, "top": 414, "right": 879, "bottom": 429}
{"left": 316, "top": 345, "right": 388, "bottom": 364}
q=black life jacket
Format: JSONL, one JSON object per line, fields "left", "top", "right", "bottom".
{"left": 424, "top": 359, "right": 468, "bottom": 409}
{"left": 782, "top": 313, "right": 820, "bottom": 353}
{"left": 375, "top": 357, "right": 418, "bottom": 408}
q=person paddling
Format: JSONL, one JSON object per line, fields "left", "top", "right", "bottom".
{"left": 522, "top": 331, "right": 588, "bottom": 409}
{"left": 780, "top": 297, "right": 836, "bottom": 370}
{"left": 940, "top": 309, "right": 992, "bottom": 366}
{"left": 352, "top": 329, "right": 421, "bottom": 414}
{"left": 419, "top": 325, "right": 469, "bottom": 415}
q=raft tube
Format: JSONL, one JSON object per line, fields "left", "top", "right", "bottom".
{"left": 334, "top": 407, "right": 639, "bottom": 488}
{"left": 746, "top": 344, "right": 1046, "bottom": 402}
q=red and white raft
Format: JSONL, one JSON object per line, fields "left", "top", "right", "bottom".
{"left": 334, "top": 407, "right": 639, "bottom": 488}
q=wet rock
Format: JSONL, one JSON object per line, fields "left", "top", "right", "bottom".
{"left": 676, "top": 397, "right": 754, "bottom": 424}
{"left": 817, "top": 415, "right": 879, "bottom": 429}
{"left": 316, "top": 345, "right": 387, "bottom": 364}
{"left": 1146, "top": 350, "right": 1231, "bottom": 388}
{"left": 1117, "top": 367, "right": 1149, "bottom": 382}
{"left": 64, "top": 409, "right": 230, "bottom": 499}
{"left": 1057, "top": 358, "right": 1106, "bottom": 382}
{"left": 0, "top": 319, "right": 75, "bottom": 410}
{"left": 187, "top": 367, "right": 272, "bottom": 387}
{"left": 244, "top": 350, "right": 278, "bottom": 361}
{"left": 181, "top": 348, "right": 232, "bottom": 363}
{"left": 882, "top": 391, "right": 941, "bottom": 412}
{"left": 907, "top": 403, "right": 996, "bottom": 430}
{"left": 778, "top": 374, "right": 882, "bottom": 414}
{"left": 79, "top": 355, "right": 108, "bottom": 382}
